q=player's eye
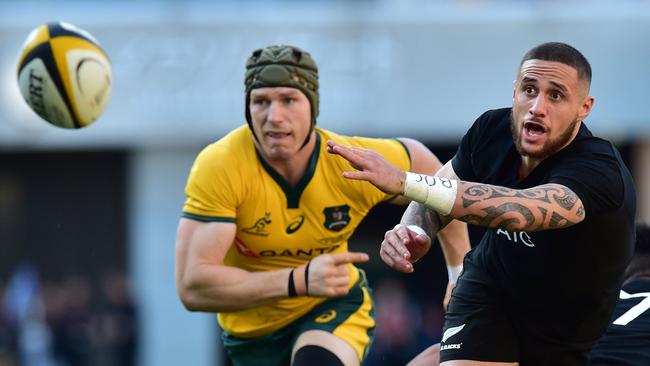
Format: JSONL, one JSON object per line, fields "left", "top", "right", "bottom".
{"left": 524, "top": 86, "right": 536, "bottom": 95}
{"left": 550, "top": 91, "right": 563, "bottom": 101}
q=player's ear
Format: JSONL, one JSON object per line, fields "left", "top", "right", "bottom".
{"left": 578, "top": 95, "right": 595, "bottom": 122}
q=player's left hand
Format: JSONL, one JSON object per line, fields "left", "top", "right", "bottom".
{"left": 380, "top": 224, "right": 432, "bottom": 273}
{"left": 326, "top": 140, "right": 406, "bottom": 195}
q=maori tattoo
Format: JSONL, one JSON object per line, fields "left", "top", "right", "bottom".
{"left": 456, "top": 183, "right": 584, "bottom": 232}
{"left": 401, "top": 201, "right": 446, "bottom": 237}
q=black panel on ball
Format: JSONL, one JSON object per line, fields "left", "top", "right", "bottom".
{"left": 18, "top": 41, "right": 81, "bottom": 128}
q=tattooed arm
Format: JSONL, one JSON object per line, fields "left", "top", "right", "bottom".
{"left": 326, "top": 140, "right": 582, "bottom": 272}
{"left": 326, "top": 140, "right": 585, "bottom": 233}
{"left": 453, "top": 181, "right": 584, "bottom": 232}
{"left": 403, "top": 160, "right": 585, "bottom": 232}
{"left": 400, "top": 161, "right": 456, "bottom": 235}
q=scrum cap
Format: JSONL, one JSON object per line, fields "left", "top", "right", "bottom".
{"left": 244, "top": 45, "right": 319, "bottom": 127}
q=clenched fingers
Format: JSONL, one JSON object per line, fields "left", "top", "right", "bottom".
{"left": 380, "top": 244, "right": 413, "bottom": 273}
{"left": 380, "top": 227, "right": 415, "bottom": 273}
{"left": 386, "top": 225, "right": 414, "bottom": 260}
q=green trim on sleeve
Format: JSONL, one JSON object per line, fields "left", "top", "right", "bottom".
{"left": 182, "top": 212, "right": 236, "bottom": 223}
{"left": 394, "top": 138, "right": 412, "bottom": 171}
{"left": 382, "top": 194, "right": 401, "bottom": 203}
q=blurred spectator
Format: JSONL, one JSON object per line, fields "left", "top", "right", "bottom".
{"left": 2, "top": 263, "right": 55, "bottom": 366}
{"left": 366, "top": 278, "right": 427, "bottom": 365}
{"left": 0, "top": 281, "right": 18, "bottom": 366}
{"left": 417, "top": 304, "right": 445, "bottom": 349}
{"left": 49, "top": 275, "right": 93, "bottom": 366}
{"left": 40, "top": 271, "right": 139, "bottom": 366}
{"left": 91, "top": 272, "right": 138, "bottom": 366}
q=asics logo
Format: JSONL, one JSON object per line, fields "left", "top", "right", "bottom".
{"left": 286, "top": 215, "right": 305, "bottom": 234}
{"left": 315, "top": 310, "right": 337, "bottom": 323}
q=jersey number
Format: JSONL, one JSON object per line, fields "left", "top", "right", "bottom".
{"left": 612, "top": 290, "right": 650, "bottom": 326}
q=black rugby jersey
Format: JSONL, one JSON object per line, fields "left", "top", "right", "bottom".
{"left": 589, "top": 279, "right": 650, "bottom": 366}
{"left": 451, "top": 108, "right": 636, "bottom": 337}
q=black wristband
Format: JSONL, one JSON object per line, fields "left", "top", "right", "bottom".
{"left": 304, "top": 261, "right": 311, "bottom": 296}
{"left": 288, "top": 268, "right": 297, "bottom": 297}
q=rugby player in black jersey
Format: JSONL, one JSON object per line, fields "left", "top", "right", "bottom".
{"left": 327, "top": 42, "right": 637, "bottom": 366}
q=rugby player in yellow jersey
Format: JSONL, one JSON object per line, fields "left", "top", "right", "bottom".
{"left": 175, "top": 45, "right": 470, "bottom": 366}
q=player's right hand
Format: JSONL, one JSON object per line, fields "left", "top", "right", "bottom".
{"left": 307, "top": 252, "right": 369, "bottom": 297}
{"left": 326, "top": 139, "right": 406, "bottom": 196}
{"left": 380, "top": 224, "right": 432, "bottom": 273}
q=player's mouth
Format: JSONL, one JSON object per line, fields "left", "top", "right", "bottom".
{"left": 265, "top": 131, "right": 292, "bottom": 142}
{"left": 266, "top": 131, "right": 291, "bottom": 137}
{"left": 523, "top": 121, "right": 547, "bottom": 142}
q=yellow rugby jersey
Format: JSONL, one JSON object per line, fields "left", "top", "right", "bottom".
{"left": 182, "top": 125, "right": 411, "bottom": 338}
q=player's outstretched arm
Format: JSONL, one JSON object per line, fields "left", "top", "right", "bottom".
{"left": 452, "top": 180, "right": 585, "bottom": 232}
{"left": 175, "top": 218, "right": 369, "bottom": 313}
{"left": 326, "top": 139, "right": 585, "bottom": 233}
{"left": 328, "top": 139, "right": 471, "bottom": 276}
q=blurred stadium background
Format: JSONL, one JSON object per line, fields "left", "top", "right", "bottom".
{"left": 1, "top": 0, "right": 650, "bottom": 365}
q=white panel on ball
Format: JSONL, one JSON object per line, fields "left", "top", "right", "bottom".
{"left": 67, "top": 49, "right": 112, "bottom": 124}
{"left": 17, "top": 57, "right": 75, "bottom": 129}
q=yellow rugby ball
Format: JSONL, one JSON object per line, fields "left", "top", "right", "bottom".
{"left": 17, "top": 22, "right": 112, "bottom": 129}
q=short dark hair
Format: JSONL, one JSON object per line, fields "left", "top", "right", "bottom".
{"left": 519, "top": 42, "right": 592, "bottom": 85}
{"left": 626, "top": 223, "right": 650, "bottom": 281}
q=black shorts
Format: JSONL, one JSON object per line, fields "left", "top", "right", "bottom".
{"left": 439, "top": 251, "right": 598, "bottom": 366}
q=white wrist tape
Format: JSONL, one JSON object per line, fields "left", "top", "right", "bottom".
{"left": 403, "top": 172, "right": 458, "bottom": 216}
{"left": 447, "top": 264, "right": 463, "bottom": 284}
{"left": 406, "top": 225, "right": 426, "bottom": 236}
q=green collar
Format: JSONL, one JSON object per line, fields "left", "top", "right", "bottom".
{"left": 257, "top": 132, "right": 321, "bottom": 209}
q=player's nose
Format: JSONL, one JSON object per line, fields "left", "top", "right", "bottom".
{"left": 529, "top": 94, "right": 547, "bottom": 117}
{"left": 266, "top": 100, "right": 285, "bottom": 123}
